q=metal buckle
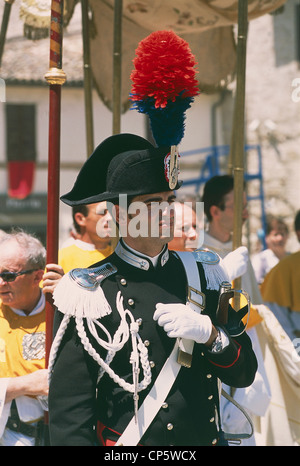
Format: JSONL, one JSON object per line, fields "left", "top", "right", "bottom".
{"left": 177, "top": 349, "right": 193, "bottom": 368}
{"left": 188, "top": 286, "right": 206, "bottom": 310}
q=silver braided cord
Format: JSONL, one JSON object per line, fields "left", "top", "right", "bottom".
{"left": 48, "top": 289, "right": 152, "bottom": 422}
{"left": 48, "top": 314, "right": 71, "bottom": 383}
{"left": 75, "top": 292, "right": 152, "bottom": 393}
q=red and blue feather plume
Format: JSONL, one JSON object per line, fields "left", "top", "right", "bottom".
{"left": 130, "top": 30, "right": 199, "bottom": 147}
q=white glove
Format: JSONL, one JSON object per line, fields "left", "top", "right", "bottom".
{"left": 153, "top": 303, "right": 212, "bottom": 344}
{"left": 221, "top": 246, "right": 249, "bottom": 281}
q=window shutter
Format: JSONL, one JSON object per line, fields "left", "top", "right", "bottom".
{"left": 6, "top": 104, "right": 36, "bottom": 162}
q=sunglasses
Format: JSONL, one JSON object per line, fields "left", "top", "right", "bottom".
{"left": 0, "top": 269, "right": 38, "bottom": 283}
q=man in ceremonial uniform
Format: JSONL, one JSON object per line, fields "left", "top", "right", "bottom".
{"left": 48, "top": 134, "right": 257, "bottom": 447}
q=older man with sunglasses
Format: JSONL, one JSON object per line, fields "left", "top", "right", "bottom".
{"left": 0, "top": 231, "right": 48, "bottom": 446}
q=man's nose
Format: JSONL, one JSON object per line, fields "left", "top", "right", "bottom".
{"left": 104, "top": 211, "right": 113, "bottom": 222}
{"left": 187, "top": 227, "right": 197, "bottom": 240}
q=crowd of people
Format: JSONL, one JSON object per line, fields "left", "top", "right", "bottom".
{"left": 0, "top": 134, "right": 299, "bottom": 447}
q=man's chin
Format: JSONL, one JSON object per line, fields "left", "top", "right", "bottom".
{"left": 0, "top": 293, "right": 13, "bottom": 305}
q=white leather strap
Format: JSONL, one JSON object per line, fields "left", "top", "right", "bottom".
{"left": 115, "top": 340, "right": 180, "bottom": 446}
{"left": 175, "top": 251, "right": 204, "bottom": 361}
{"left": 175, "top": 251, "right": 204, "bottom": 312}
{"left": 115, "top": 252, "right": 203, "bottom": 446}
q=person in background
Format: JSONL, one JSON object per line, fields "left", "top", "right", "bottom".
{"left": 252, "top": 215, "right": 289, "bottom": 284}
{"left": 201, "top": 175, "right": 300, "bottom": 446}
{"left": 43, "top": 201, "right": 113, "bottom": 294}
{"left": 168, "top": 201, "right": 199, "bottom": 252}
{"left": 261, "top": 210, "right": 300, "bottom": 341}
{"left": 0, "top": 231, "right": 48, "bottom": 446}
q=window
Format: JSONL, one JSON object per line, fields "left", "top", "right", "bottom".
{"left": 5, "top": 103, "right": 36, "bottom": 162}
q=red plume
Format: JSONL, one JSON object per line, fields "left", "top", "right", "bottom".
{"left": 130, "top": 30, "right": 199, "bottom": 109}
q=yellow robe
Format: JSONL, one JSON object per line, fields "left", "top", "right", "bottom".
{"left": 58, "top": 240, "right": 112, "bottom": 274}
{"left": 0, "top": 303, "right": 45, "bottom": 378}
{"left": 261, "top": 250, "right": 300, "bottom": 312}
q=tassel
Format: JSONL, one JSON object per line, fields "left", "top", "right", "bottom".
{"left": 202, "top": 262, "right": 230, "bottom": 291}
{"left": 53, "top": 272, "right": 112, "bottom": 319}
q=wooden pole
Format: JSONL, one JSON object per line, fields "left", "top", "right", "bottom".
{"left": 231, "top": 0, "right": 248, "bottom": 289}
{"left": 81, "top": 0, "right": 94, "bottom": 156}
{"left": 112, "top": 0, "right": 122, "bottom": 134}
{"left": 0, "top": 0, "right": 14, "bottom": 67}
{"left": 44, "top": 0, "right": 66, "bottom": 364}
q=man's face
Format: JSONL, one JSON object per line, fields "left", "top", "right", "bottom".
{"left": 266, "top": 225, "right": 288, "bottom": 251}
{"left": 0, "top": 240, "right": 41, "bottom": 310}
{"left": 169, "top": 203, "right": 198, "bottom": 251}
{"left": 218, "top": 190, "right": 248, "bottom": 233}
{"left": 118, "top": 191, "right": 176, "bottom": 247}
{"left": 84, "top": 201, "right": 113, "bottom": 242}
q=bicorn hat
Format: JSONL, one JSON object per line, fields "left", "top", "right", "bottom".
{"left": 61, "top": 133, "right": 181, "bottom": 206}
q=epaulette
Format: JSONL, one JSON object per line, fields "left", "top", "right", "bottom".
{"left": 69, "top": 263, "right": 118, "bottom": 290}
{"left": 53, "top": 263, "right": 117, "bottom": 319}
{"left": 192, "top": 248, "right": 220, "bottom": 265}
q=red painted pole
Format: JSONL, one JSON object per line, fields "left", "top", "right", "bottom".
{"left": 44, "top": 0, "right": 66, "bottom": 365}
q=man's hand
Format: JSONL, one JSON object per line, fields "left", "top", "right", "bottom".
{"left": 154, "top": 303, "right": 216, "bottom": 346}
{"left": 221, "top": 246, "right": 249, "bottom": 281}
{"left": 42, "top": 263, "right": 64, "bottom": 295}
{"left": 6, "top": 369, "right": 49, "bottom": 403}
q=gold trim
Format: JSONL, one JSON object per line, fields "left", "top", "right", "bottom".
{"left": 177, "top": 349, "right": 193, "bottom": 368}
{"left": 44, "top": 68, "right": 67, "bottom": 86}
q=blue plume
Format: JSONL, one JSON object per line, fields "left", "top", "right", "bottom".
{"left": 131, "top": 95, "right": 195, "bottom": 147}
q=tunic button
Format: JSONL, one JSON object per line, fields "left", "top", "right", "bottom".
{"left": 206, "top": 373, "right": 212, "bottom": 379}
{"left": 208, "top": 395, "right": 213, "bottom": 400}
{"left": 120, "top": 278, "right": 127, "bottom": 286}
{"left": 128, "top": 298, "right": 135, "bottom": 306}
{"left": 212, "top": 438, "right": 217, "bottom": 445}
{"left": 136, "top": 318, "right": 142, "bottom": 326}
{"left": 167, "top": 423, "right": 173, "bottom": 430}
{"left": 150, "top": 361, "right": 155, "bottom": 368}
{"left": 162, "top": 402, "right": 168, "bottom": 409}
{"left": 144, "top": 340, "right": 150, "bottom": 347}
{"left": 210, "top": 417, "right": 215, "bottom": 423}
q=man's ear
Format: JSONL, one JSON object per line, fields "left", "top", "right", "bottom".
{"left": 210, "top": 205, "right": 220, "bottom": 220}
{"left": 74, "top": 211, "right": 87, "bottom": 227}
{"left": 34, "top": 269, "right": 45, "bottom": 285}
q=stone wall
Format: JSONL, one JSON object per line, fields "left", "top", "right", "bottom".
{"left": 245, "top": 0, "right": 300, "bottom": 252}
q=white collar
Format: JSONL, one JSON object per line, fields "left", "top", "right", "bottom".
{"left": 74, "top": 239, "right": 96, "bottom": 251}
{"left": 12, "top": 291, "right": 45, "bottom": 317}
{"left": 202, "top": 232, "right": 233, "bottom": 258}
{"left": 115, "top": 239, "right": 169, "bottom": 270}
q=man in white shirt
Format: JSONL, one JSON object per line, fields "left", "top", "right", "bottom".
{"left": 201, "top": 175, "right": 300, "bottom": 446}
